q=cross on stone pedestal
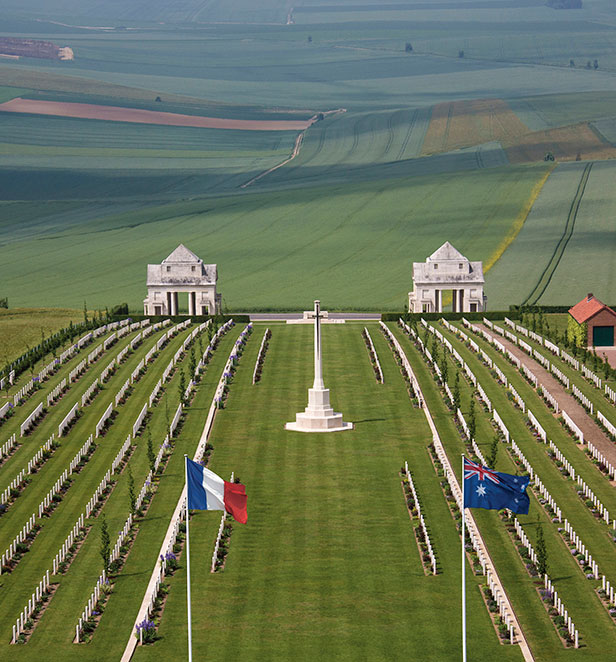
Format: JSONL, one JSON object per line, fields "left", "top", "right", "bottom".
{"left": 285, "top": 299, "right": 352, "bottom": 433}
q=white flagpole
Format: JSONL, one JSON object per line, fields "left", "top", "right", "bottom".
{"left": 462, "top": 454, "right": 467, "bottom": 662}
{"left": 184, "top": 455, "right": 193, "bottom": 662}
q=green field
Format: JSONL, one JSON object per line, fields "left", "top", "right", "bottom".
{"left": 486, "top": 160, "right": 616, "bottom": 308}
{"left": 0, "top": 164, "right": 547, "bottom": 311}
{"left": 0, "top": 307, "right": 82, "bottom": 364}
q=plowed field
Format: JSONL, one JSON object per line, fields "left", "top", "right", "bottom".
{"left": 421, "top": 98, "right": 616, "bottom": 164}
{"left": 0, "top": 98, "right": 313, "bottom": 131}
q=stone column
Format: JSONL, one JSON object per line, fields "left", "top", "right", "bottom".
{"left": 171, "top": 292, "right": 178, "bottom": 316}
{"left": 459, "top": 289, "right": 465, "bottom": 313}
{"left": 452, "top": 289, "right": 457, "bottom": 313}
{"left": 188, "top": 292, "right": 195, "bottom": 316}
{"left": 435, "top": 290, "right": 441, "bottom": 313}
{"left": 313, "top": 300, "right": 324, "bottom": 390}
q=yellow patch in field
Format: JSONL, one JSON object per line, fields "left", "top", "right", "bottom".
{"left": 420, "top": 99, "right": 529, "bottom": 155}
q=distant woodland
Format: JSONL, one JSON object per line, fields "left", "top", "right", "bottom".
{"left": 546, "top": 0, "right": 582, "bottom": 8}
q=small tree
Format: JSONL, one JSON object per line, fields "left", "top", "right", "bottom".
{"left": 569, "top": 59, "right": 575, "bottom": 68}
{"left": 594, "top": 59, "right": 599, "bottom": 70}
{"left": 453, "top": 371, "right": 461, "bottom": 412}
{"left": 100, "top": 514, "right": 111, "bottom": 572}
{"left": 536, "top": 523, "right": 548, "bottom": 577}
{"left": 83, "top": 300, "right": 89, "bottom": 324}
{"left": 603, "top": 357, "right": 611, "bottom": 381}
{"left": 468, "top": 397, "right": 476, "bottom": 441}
{"left": 307, "top": 35, "right": 312, "bottom": 43}
{"left": 487, "top": 434, "right": 499, "bottom": 469}
{"left": 440, "top": 355, "right": 448, "bottom": 384}
{"left": 586, "top": 60, "right": 592, "bottom": 70}
{"left": 405, "top": 42, "right": 413, "bottom": 53}
{"left": 189, "top": 348, "right": 196, "bottom": 378}
{"left": 147, "top": 428, "right": 156, "bottom": 474}
{"left": 127, "top": 466, "right": 136, "bottom": 515}
{"left": 178, "top": 369, "right": 187, "bottom": 404}
{"left": 458, "top": 49, "right": 464, "bottom": 58}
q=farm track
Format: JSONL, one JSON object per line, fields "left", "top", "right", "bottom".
{"left": 523, "top": 162, "right": 593, "bottom": 306}
{"left": 395, "top": 109, "right": 418, "bottom": 161}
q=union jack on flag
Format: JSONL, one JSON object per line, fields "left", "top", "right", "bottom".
{"left": 464, "top": 457, "right": 500, "bottom": 484}
{"left": 463, "top": 456, "right": 530, "bottom": 514}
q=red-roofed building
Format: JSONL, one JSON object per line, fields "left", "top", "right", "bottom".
{"left": 568, "top": 293, "right": 616, "bottom": 347}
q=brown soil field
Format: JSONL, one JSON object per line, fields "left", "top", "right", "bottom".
{"left": 0, "top": 98, "right": 313, "bottom": 131}
{"left": 420, "top": 98, "right": 616, "bottom": 164}
{"left": 505, "top": 122, "right": 616, "bottom": 163}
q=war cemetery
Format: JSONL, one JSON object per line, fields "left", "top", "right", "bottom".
{"left": 2, "top": 0, "right": 616, "bottom": 661}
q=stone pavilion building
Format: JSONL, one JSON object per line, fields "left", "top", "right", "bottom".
{"left": 143, "top": 244, "right": 222, "bottom": 316}
{"left": 409, "top": 242, "right": 486, "bottom": 313}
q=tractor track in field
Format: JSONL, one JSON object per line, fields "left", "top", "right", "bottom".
{"left": 381, "top": 111, "right": 396, "bottom": 160}
{"left": 523, "top": 161, "right": 593, "bottom": 306}
{"left": 395, "top": 109, "right": 418, "bottom": 161}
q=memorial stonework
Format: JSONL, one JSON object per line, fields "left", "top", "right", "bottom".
{"left": 286, "top": 300, "right": 353, "bottom": 433}
{"left": 143, "top": 244, "right": 222, "bottom": 316}
{"left": 408, "top": 242, "right": 486, "bottom": 313}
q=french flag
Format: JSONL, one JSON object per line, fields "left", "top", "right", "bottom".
{"left": 186, "top": 457, "right": 247, "bottom": 524}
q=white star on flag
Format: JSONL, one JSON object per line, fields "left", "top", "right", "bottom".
{"left": 476, "top": 484, "right": 487, "bottom": 497}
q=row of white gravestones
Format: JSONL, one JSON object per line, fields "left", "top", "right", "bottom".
{"left": 210, "top": 473, "right": 234, "bottom": 573}
{"left": 382, "top": 322, "right": 422, "bottom": 403}
{"left": 69, "top": 435, "right": 94, "bottom": 475}
{"left": 361, "top": 328, "right": 384, "bottom": 384}
{"left": 540, "top": 385, "right": 559, "bottom": 414}
{"left": 84, "top": 469, "right": 113, "bottom": 519}
{"left": 58, "top": 403, "right": 79, "bottom": 437}
{"left": 144, "top": 345, "right": 156, "bottom": 364}
{"left": 38, "top": 357, "right": 60, "bottom": 383}
{"left": 130, "top": 332, "right": 143, "bottom": 351}
{"left": 183, "top": 380, "right": 195, "bottom": 402}
{"left": 586, "top": 439, "right": 616, "bottom": 480}
{"left": 605, "top": 384, "right": 616, "bottom": 405}
{"left": 161, "top": 359, "right": 174, "bottom": 384}
{"left": 0, "top": 432, "right": 17, "bottom": 461}
{"left": 12, "top": 378, "right": 37, "bottom": 407}
{"left": 132, "top": 404, "right": 148, "bottom": 438}
{"left": 74, "top": 570, "right": 107, "bottom": 643}
{"left": 561, "top": 410, "right": 584, "bottom": 443}
{"left": 87, "top": 344, "right": 103, "bottom": 365}
{"left": 52, "top": 513, "right": 85, "bottom": 574}
{"left": 81, "top": 378, "right": 100, "bottom": 408}
{"left": 103, "top": 333, "right": 117, "bottom": 351}
{"left": 20, "top": 402, "right": 44, "bottom": 436}
{"left": 130, "top": 359, "right": 145, "bottom": 385}
{"left": 149, "top": 379, "right": 162, "bottom": 408}
{"left": 109, "top": 513, "right": 133, "bottom": 567}
{"left": 117, "top": 344, "right": 130, "bottom": 363}
{"left": 533, "top": 348, "right": 550, "bottom": 369}
{"left": 597, "top": 411, "right": 616, "bottom": 440}
{"left": 118, "top": 325, "right": 130, "bottom": 339}
{"left": 114, "top": 379, "right": 130, "bottom": 407}
{"left": 527, "top": 409, "right": 547, "bottom": 442}
{"left": 68, "top": 359, "right": 87, "bottom": 384}
{"left": 1, "top": 466, "right": 27, "bottom": 505}
{"left": 509, "top": 383, "right": 526, "bottom": 412}
{"left": 37, "top": 468, "right": 69, "bottom": 516}
{"left": 47, "top": 378, "right": 68, "bottom": 407}
{"left": 404, "top": 461, "right": 437, "bottom": 575}
{"left": 11, "top": 570, "right": 50, "bottom": 643}
{"left": 1, "top": 513, "right": 36, "bottom": 573}
{"left": 571, "top": 383, "right": 593, "bottom": 414}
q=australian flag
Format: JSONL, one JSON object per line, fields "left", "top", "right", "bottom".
{"left": 463, "top": 457, "right": 530, "bottom": 514}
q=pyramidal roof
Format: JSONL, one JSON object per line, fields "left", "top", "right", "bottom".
{"left": 162, "top": 244, "right": 202, "bottom": 264}
{"left": 427, "top": 241, "right": 467, "bottom": 262}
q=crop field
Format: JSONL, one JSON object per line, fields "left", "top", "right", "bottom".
{"left": 2, "top": 315, "right": 616, "bottom": 660}
{"left": 0, "top": 164, "right": 548, "bottom": 311}
{"left": 486, "top": 161, "right": 616, "bottom": 308}
{"left": 0, "top": 308, "right": 82, "bottom": 364}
